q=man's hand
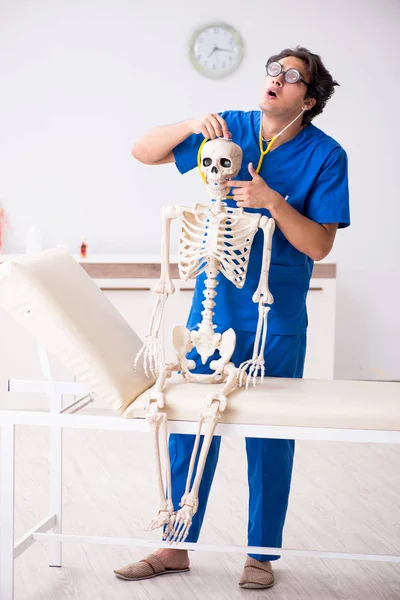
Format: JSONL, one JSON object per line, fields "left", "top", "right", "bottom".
{"left": 231, "top": 163, "right": 284, "bottom": 212}
{"left": 232, "top": 163, "right": 339, "bottom": 261}
{"left": 188, "top": 114, "right": 231, "bottom": 140}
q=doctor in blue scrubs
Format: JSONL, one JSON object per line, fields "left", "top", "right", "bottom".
{"left": 115, "top": 46, "right": 350, "bottom": 590}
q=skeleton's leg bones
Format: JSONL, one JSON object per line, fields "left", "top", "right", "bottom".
{"left": 172, "top": 326, "right": 196, "bottom": 378}
{"left": 165, "top": 363, "right": 239, "bottom": 543}
{"left": 208, "top": 328, "right": 236, "bottom": 381}
{"left": 164, "top": 404, "right": 220, "bottom": 544}
{"left": 144, "top": 411, "right": 174, "bottom": 531}
{"left": 144, "top": 362, "right": 179, "bottom": 531}
{"left": 162, "top": 417, "right": 203, "bottom": 542}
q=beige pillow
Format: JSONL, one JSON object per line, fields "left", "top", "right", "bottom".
{"left": 0, "top": 249, "right": 154, "bottom": 413}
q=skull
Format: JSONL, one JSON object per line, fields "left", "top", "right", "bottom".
{"left": 199, "top": 138, "right": 243, "bottom": 201}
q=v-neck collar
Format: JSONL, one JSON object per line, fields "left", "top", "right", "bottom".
{"left": 254, "top": 110, "right": 311, "bottom": 155}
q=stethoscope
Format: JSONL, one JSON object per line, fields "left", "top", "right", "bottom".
{"left": 197, "top": 109, "right": 305, "bottom": 200}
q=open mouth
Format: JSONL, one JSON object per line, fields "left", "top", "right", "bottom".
{"left": 268, "top": 90, "right": 277, "bottom": 98}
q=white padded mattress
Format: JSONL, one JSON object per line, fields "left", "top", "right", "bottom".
{"left": 123, "top": 374, "right": 400, "bottom": 431}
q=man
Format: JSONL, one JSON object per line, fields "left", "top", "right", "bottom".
{"left": 115, "top": 46, "right": 350, "bottom": 590}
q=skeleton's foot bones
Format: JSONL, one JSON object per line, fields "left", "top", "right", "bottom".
{"left": 145, "top": 510, "right": 173, "bottom": 532}
{"left": 144, "top": 497, "right": 174, "bottom": 531}
{"left": 163, "top": 495, "right": 199, "bottom": 544}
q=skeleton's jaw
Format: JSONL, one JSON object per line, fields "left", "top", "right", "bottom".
{"left": 205, "top": 178, "right": 232, "bottom": 202}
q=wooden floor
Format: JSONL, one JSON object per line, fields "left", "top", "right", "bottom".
{"left": 2, "top": 420, "right": 400, "bottom": 599}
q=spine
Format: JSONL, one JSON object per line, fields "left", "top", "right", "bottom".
{"left": 198, "top": 258, "right": 219, "bottom": 334}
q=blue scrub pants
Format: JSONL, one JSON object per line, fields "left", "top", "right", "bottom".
{"left": 167, "top": 330, "right": 307, "bottom": 562}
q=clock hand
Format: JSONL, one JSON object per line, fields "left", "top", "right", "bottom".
{"left": 208, "top": 46, "right": 218, "bottom": 58}
{"left": 214, "top": 47, "right": 235, "bottom": 53}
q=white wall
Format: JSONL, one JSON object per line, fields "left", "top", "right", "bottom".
{"left": 0, "top": 0, "right": 399, "bottom": 381}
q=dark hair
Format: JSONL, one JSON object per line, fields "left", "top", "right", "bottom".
{"left": 266, "top": 46, "right": 339, "bottom": 125}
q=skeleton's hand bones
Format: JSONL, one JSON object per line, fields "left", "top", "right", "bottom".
{"left": 238, "top": 358, "right": 265, "bottom": 389}
{"left": 232, "top": 163, "right": 285, "bottom": 210}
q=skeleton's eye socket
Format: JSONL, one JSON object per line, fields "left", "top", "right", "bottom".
{"left": 202, "top": 157, "right": 212, "bottom": 167}
{"left": 220, "top": 158, "right": 232, "bottom": 168}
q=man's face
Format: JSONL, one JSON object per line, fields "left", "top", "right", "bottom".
{"left": 259, "top": 56, "right": 311, "bottom": 117}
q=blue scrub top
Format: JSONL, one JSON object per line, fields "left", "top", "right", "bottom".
{"left": 173, "top": 110, "right": 350, "bottom": 335}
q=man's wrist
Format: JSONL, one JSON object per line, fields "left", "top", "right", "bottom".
{"left": 185, "top": 119, "right": 196, "bottom": 135}
{"left": 266, "top": 191, "right": 285, "bottom": 216}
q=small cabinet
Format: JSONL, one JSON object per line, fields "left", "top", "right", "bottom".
{"left": 304, "top": 279, "right": 336, "bottom": 379}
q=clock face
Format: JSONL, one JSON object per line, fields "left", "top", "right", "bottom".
{"left": 189, "top": 23, "right": 244, "bottom": 79}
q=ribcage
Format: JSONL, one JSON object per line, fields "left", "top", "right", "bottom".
{"left": 178, "top": 206, "right": 260, "bottom": 288}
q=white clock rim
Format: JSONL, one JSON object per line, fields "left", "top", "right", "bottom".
{"left": 188, "top": 22, "right": 244, "bottom": 79}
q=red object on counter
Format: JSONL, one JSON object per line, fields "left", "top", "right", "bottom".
{"left": 80, "top": 238, "right": 88, "bottom": 259}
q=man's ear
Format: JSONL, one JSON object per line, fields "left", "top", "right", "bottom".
{"left": 302, "top": 97, "right": 317, "bottom": 111}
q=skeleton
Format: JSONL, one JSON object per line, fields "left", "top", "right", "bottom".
{"left": 135, "top": 138, "right": 275, "bottom": 543}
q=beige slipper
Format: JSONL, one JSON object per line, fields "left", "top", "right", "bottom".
{"left": 239, "top": 557, "right": 275, "bottom": 589}
{"left": 114, "top": 553, "right": 190, "bottom": 581}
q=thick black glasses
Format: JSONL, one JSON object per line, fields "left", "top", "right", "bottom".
{"left": 266, "top": 61, "right": 309, "bottom": 86}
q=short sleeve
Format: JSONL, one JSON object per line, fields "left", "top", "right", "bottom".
{"left": 305, "top": 146, "right": 350, "bottom": 228}
{"left": 173, "top": 132, "right": 205, "bottom": 175}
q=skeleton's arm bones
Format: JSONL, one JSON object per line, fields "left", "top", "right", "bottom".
{"left": 134, "top": 206, "right": 179, "bottom": 375}
{"left": 238, "top": 217, "right": 275, "bottom": 387}
{"left": 146, "top": 205, "right": 178, "bottom": 337}
{"left": 252, "top": 216, "right": 275, "bottom": 305}
{"left": 155, "top": 205, "right": 178, "bottom": 294}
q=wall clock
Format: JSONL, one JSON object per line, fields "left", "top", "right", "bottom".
{"left": 188, "top": 22, "right": 244, "bottom": 79}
